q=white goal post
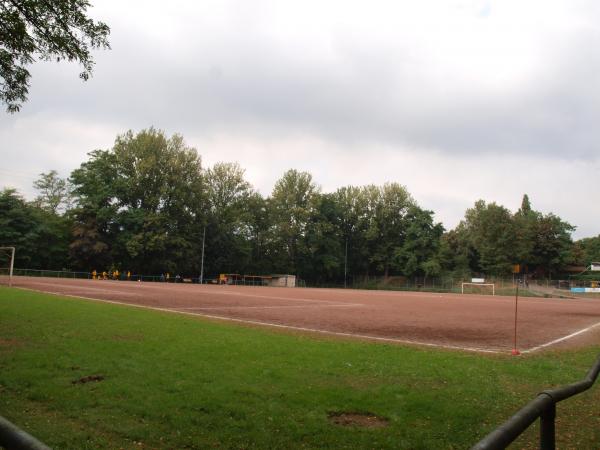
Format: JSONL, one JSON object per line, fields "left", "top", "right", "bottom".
{"left": 0, "top": 247, "right": 15, "bottom": 287}
{"left": 461, "top": 282, "right": 495, "bottom": 295}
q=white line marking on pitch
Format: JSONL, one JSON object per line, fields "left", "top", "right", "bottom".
{"left": 183, "top": 290, "right": 353, "bottom": 305}
{"left": 20, "top": 281, "right": 141, "bottom": 297}
{"left": 16, "top": 285, "right": 600, "bottom": 354}
{"left": 522, "top": 320, "right": 600, "bottom": 353}
{"left": 11, "top": 286, "right": 503, "bottom": 354}
{"left": 176, "top": 304, "right": 364, "bottom": 310}
{"left": 122, "top": 283, "right": 357, "bottom": 306}
{"left": 16, "top": 280, "right": 354, "bottom": 306}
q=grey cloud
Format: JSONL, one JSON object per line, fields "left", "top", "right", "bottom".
{"left": 11, "top": 6, "right": 600, "bottom": 164}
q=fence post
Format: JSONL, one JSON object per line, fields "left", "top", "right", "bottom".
{"left": 540, "top": 402, "right": 556, "bottom": 450}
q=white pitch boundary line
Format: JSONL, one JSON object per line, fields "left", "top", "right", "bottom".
{"left": 176, "top": 304, "right": 364, "bottom": 310}
{"left": 203, "top": 288, "right": 592, "bottom": 308}
{"left": 11, "top": 286, "right": 503, "bottom": 354}
{"left": 522, "top": 320, "right": 600, "bottom": 353}
{"left": 179, "top": 289, "right": 355, "bottom": 306}
{"left": 84, "top": 281, "right": 356, "bottom": 306}
{"left": 20, "top": 281, "right": 142, "bottom": 297}
{"left": 13, "top": 276, "right": 598, "bottom": 307}
{"left": 18, "top": 279, "right": 358, "bottom": 306}
{"left": 14, "top": 285, "right": 600, "bottom": 355}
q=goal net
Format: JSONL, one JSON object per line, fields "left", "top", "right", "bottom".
{"left": 461, "top": 282, "right": 495, "bottom": 295}
{"left": 0, "top": 247, "right": 15, "bottom": 287}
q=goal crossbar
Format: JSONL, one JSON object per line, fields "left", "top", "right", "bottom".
{"left": 461, "top": 282, "right": 495, "bottom": 295}
{"left": 0, "top": 247, "right": 15, "bottom": 287}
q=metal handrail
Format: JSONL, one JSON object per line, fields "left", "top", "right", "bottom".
{"left": 472, "top": 354, "right": 600, "bottom": 450}
{"left": 0, "top": 416, "right": 50, "bottom": 450}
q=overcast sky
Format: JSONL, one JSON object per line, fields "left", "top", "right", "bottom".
{"left": 1, "top": 0, "right": 598, "bottom": 238}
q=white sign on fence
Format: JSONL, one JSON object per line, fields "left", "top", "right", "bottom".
{"left": 590, "top": 263, "right": 600, "bottom": 272}
{"left": 471, "top": 278, "right": 485, "bottom": 283}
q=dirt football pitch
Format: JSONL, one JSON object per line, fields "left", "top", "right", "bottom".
{"left": 10, "top": 276, "right": 600, "bottom": 354}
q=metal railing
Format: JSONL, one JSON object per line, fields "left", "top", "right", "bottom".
{"left": 472, "top": 354, "right": 600, "bottom": 449}
{"left": 0, "top": 415, "right": 50, "bottom": 450}
{"left": 12, "top": 268, "right": 91, "bottom": 279}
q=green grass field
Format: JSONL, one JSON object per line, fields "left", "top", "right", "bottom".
{"left": 1, "top": 288, "right": 599, "bottom": 449}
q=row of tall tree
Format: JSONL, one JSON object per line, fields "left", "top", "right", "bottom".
{"left": 1, "top": 129, "right": 598, "bottom": 282}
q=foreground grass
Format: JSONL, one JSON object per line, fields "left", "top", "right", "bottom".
{"left": 1, "top": 288, "right": 599, "bottom": 449}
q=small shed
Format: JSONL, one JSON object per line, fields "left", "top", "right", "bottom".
{"left": 269, "top": 274, "right": 296, "bottom": 287}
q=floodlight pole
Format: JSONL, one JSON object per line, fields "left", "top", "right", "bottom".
{"left": 8, "top": 247, "right": 14, "bottom": 287}
{"left": 199, "top": 225, "right": 206, "bottom": 285}
{"left": 344, "top": 237, "right": 348, "bottom": 289}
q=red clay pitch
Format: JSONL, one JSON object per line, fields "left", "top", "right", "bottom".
{"left": 8, "top": 276, "right": 600, "bottom": 353}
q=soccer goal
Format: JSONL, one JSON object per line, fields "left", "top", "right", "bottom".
{"left": 461, "top": 280, "right": 495, "bottom": 295}
{"left": 0, "top": 247, "right": 15, "bottom": 287}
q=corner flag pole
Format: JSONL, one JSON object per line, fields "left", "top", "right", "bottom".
{"left": 511, "top": 282, "right": 520, "bottom": 356}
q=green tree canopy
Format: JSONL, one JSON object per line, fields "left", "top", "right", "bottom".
{"left": 530, "top": 213, "right": 574, "bottom": 277}
{"left": 461, "top": 200, "right": 515, "bottom": 275}
{"left": 332, "top": 185, "right": 371, "bottom": 280}
{"left": 364, "top": 183, "right": 415, "bottom": 277}
{"left": 451, "top": 195, "right": 576, "bottom": 277}
{"left": 301, "top": 193, "right": 344, "bottom": 281}
{"left": 1, "top": 145, "right": 585, "bottom": 283}
{"left": 394, "top": 205, "right": 444, "bottom": 277}
{"left": 203, "top": 162, "right": 255, "bottom": 275}
{"left": 270, "top": 169, "right": 319, "bottom": 275}
{"left": 33, "top": 170, "right": 72, "bottom": 214}
{"left": 69, "top": 128, "right": 204, "bottom": 273}
{"left": 0, "top": 188, "right": 69, "bottom": 269}
{"left": 0, "top": 0, "right": 110, "bottom": 112}
{"left": 575, "top": 235, "right": 600, "bottom": 265}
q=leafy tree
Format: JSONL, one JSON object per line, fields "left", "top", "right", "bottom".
{"left": 301, "top": 193, "right": 343, "bottom": 282}
{"left": 364, "top": 183, "right": 414, "bottom": 278}
{"left": 69, "top": 209, "right": 110, "bottom": 269}
{"left": 69, "top": 129, "right": 204, "bottom": 273}
{"left": 520, "top": 194, "right": 532, "bottom": 214}
{"left": 0, "top": 188, "right": 39, "bottom": 267}
{"left": 512, "top": 194, "right": 574, "bottom": 276}
{"left": 69, "top": 148, "right": 119, "bottom": 269}
{"left": 270, "top": 169, "right": 318, "bottom": 276}
{"left": 203, "top": 162, "right": 254, "bottom": 275}
{"left": 0, "top": 188, "right": 69, "bottom": 269}
{"left": 33, "top": 170, "right": 72, "bottom": 214}
{"left": 394, "top": 205, "right": 444, "bottom": 277}
{"left": 30, "top": 205, "right": 71, "bottom": 269}
{"left": 1, "top": 0, "right": 110, "bottom": 112}
{"left": 530, "top": 213, "right": 574, "bottom": 277}
{"left": 448, "top": 195, "right": 577, "bottom": 278}
{"left": 333, "top": 185, "right": 370, "bottom": 281}
{"left": 438, "top": 226, "right": 477, "bottom": 278}
{"left": 576, "top": 235, "right": 600, "bottom": 265}
{"left": 245, "top": 192, "right": 273, "bottom": 274}
{"left": 330, "top": 183, "right": 442, "bottom": 281}
{"left": 512, "top": 194, "right": 538, "bottom": 270}
{"left": 461, "top": 200, "right": 515, "bottom": 275}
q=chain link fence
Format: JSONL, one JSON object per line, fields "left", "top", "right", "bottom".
{"left": 3, "top": 269, "right": 599, "bottom": 297}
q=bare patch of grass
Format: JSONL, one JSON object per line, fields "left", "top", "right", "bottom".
{"left": 328, "top": 411, "right": 389, "bottom": 428}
